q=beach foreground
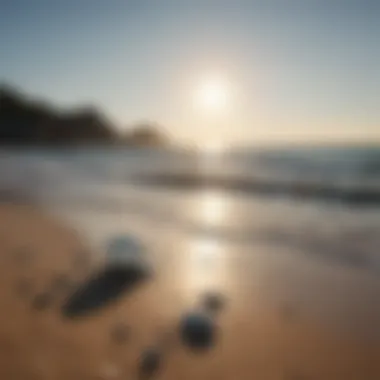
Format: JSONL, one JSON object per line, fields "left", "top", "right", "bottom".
{"left": 0, "top": 203, "right": 379, "bottom": 380}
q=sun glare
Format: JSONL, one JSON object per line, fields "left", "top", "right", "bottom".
{"left": 204, "top": 141, "right": 224, "bottom": 154}
{"left": 196, "top": 76, "right": 229, "bottom": 111}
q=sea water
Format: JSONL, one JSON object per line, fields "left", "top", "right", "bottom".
{"left": 0, "top": 145, "right": 380, "bottom": 340}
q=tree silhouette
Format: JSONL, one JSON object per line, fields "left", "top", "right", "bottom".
{"left": 0, "top": 85, "right": 167, "bottom": 147}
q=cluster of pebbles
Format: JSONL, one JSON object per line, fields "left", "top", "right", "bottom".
{"left": 14, "top": 234, "right": 227, "bottom": 379}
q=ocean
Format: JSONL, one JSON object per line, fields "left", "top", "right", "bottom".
{"left": 0, "top": 145, "right": 380, "bottom": 340}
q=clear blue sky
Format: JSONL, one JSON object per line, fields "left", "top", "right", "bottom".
{"left": 1, "top": 0, "right": 379, "bottom": 145}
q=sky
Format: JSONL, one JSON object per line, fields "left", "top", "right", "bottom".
{"left": 1, "top": 0, "right": 379, "bottom": 146}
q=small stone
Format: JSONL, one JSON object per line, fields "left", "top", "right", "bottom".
{"left": 138, "top": 347, "right": 161, "bottom": 378}
{"left": 179, "top": 312, "right": 216, "bottom": 351}
{"left": 201, "top": 292, "right": 226, "bottom": 315}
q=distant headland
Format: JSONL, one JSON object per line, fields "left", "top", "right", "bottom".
{"left": 0, "top": 84, "right": 169, "bottom": 147}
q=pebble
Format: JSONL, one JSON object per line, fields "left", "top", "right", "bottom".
{"left": 138, "top": 346, "right": 162, "bottom": 378}
{"left": 201, "top": 291, "right": 226, "bottom": 315}
{"left": 179, "top": 312, "right": 216, "bottom": 351}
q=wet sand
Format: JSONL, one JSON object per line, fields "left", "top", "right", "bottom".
{"left": 0, "top": 203, "right": 379, "bottom": 379}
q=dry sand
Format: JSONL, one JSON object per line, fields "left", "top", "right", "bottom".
{"left": 0, "top": 203, "right": 379, "bottom": 380}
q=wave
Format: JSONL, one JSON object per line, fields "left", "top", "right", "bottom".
{"left": 1, "top": 146, "right": 379, "bottom": 209}
{"left": 133, "top": 171, "right": 380, "bottom": 207}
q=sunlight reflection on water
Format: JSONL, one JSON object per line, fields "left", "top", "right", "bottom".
{"left": 199, "top": 192, "right": 227, "bottom": 225}
{"left": 181, "top": 191, "right": 230, "bottom": 301}
{"left": 16, "top": 149, "right": 380, "bottom": 342}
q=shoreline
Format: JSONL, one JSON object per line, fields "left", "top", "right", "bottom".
{"left": 0, "top": 203, "right": 378, "bottom": 378}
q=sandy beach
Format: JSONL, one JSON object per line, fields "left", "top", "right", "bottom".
{"left": 2, "top": 0, "right": 380, "bottom": 376}
{"left": 0, "top": 201, "right": 378, "bottom": 380}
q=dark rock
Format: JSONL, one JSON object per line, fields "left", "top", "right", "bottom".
{"left": 138, "top": 347, "right": 162, "bottom": 379}
{"left": 179, "top": 312, "right": 216, "bottom": 351}
{"left": 61, "top": 265, "right": 150, "bottom": 319}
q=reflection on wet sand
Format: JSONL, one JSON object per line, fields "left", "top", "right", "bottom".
{"left": 1, "top": 198, "right": 380, "bottom": 379}
{"left": 181, "top": 237, "right": 226, "bottom": 302}
{"left": 2, "top": 177, "right": 380, "bottom": 379}
{"left": 180, "top": 191, "right": 230, "bottom": 302}
{"left": 198, "top": 192, "right": 227, "bottom": 226}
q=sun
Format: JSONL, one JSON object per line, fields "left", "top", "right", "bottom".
{"left": 195, "top": 76, "right": 229, "bottom": 111}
